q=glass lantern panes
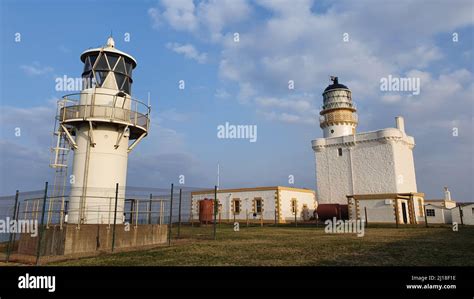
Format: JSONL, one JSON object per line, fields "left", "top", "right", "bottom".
{"left": 125, "top": 61, "right": 133, "bottom": 76}
{"left": 89, "top": 54, "right": 98, "bottom": 69}
{"left": 123, "top": 78, "right": 131, "bottom": 94}
{"left": 114, "top": 73, "right": 126, "bottom": 91}
{"left": 94, "top": 71, "right": 108, "bottom": 86}
{"left": 94, "top": 53, "right": 110, "bottom": 71}
{"left": 82, "top": 71, "right": 93, "bottom": 90}
{"left": 83, "top": 56, "right": 92, "bottom": 73}
{"left": 114, "top": 58, "right": 127, "bottom": 75}
{"left": 107, "top": 54, "right": 119, "bottom": 70}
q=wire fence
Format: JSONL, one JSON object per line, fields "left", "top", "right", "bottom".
{"left": 0, "top": 183, "right": 214, "bottom": 264}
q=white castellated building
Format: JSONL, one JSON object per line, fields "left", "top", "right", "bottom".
{"left": 312, "top": 77, "right": 424, "bottom": 224}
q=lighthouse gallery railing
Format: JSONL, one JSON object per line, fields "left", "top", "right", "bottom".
{"left": 59, "top": 92, "right": 150, "bottom": 133}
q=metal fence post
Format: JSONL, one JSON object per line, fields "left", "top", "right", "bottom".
{"left": 36, "top": 182, "right": 48, "bottom": 265}
{"left": 135, "top": 200, "right": 139, "bottom": 228}
{"left": 129, "top": 199, "right": 134, "bottom": 224}
{"left": 424, "top": 206, "right": 428, "bottom": 228}
{"left": 160, "top": 200, "right": 163, "bottom": 225}
{"left": 168, "top": 183, "right": 174, "bottom": 246}
{"left": 148, "top": 194, "right": 152, "bottom": 225}
{"left": 459, "top": 206, "right": 464, "bottom": 225}
{"left": 177, "top": 189, "right": 182, "bottom": 239}
{"left": 213, "top": 185, "right": 217, "bottom": 240}
{"left": 364, "top": 207, "right": 368, "bottom": 228}
{"left": 111, "top": 183, "right": 119, "bottom": 252}
{"left": 6, "top": 190, "right": 19, "bottom": 262}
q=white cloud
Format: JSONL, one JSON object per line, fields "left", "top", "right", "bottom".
{"left": 0, "top": 105, "right": 56, "bottom": 145}
{"left": 259, "top": 110, "right": 316, "bottom": 125}
{"left": 157, "top": 108, "right": 190, "bottom": 122}
{"left": 215, "top": 88, "right": 230, "bottom": 99}
{"left": 148, "top": 7, "right": 161, "bottom": 29}
{"left": 256, "top": 96, "right": 313, "bottom": 112}
{"left": 160, "top": 0, "right": 198, "bottom": 32}
{"left": 380, "top": 94, "right": 402, "bottom": 104}
{"left": 20, "top": 62, "right": 53, "bottom": 76}
{"left": 149, "top": 0, "right": 252, "bottom": 41}
{"left": 166, "top": 42, "right": 208, "bottom": 63}
{"left": 395, "top": 45, "right": 443, "bottom": 69}
{"left": 197, "top": 0, "right": 252, "bottom": 41}
{"left": 255, "top": 95, "right": 318, "bottom": 125}
{"left": 255, "top": 0, "right": 313, "bottom": 16}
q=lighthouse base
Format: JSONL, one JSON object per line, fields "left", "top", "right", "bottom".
{"left": 16, "top": 224, "right": 168, "bottom": 259}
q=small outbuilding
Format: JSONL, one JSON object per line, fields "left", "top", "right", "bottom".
{"left": 191, "top": 186, "right": 316, "bottom": 224}
{"left": 424, "top": 204, "right": 452, "bottom": 224}
{"left": 451, "top": 203, "right": 474, "bottom": 226}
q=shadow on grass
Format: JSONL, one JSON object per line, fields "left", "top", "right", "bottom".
{"left": 313, "top": 225, "right": 474, "bottom": 266}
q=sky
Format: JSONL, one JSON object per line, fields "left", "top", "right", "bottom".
{"left": 0, "top": 0, "right": 473, "bottom": 202}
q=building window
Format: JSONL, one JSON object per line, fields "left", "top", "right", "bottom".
{"left": 254, "top": 198, "right": 263, "bottom": 214}
{"left": 338, "top": 148, "right": 343, "bottom": 156}
{"left": 426, "top": 209, "right": 435, "bottom": 217}
{"left": 232, "top": 199, "right": 241, "bottom": 214}
{"left": 291, "top": 198, "right": 298, "bottom": 214}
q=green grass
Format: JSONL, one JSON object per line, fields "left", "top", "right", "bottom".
{"left": 49, "top": 225, "right": 474, "bottom": 266}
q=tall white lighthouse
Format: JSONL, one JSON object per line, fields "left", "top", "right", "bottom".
{"left": 55, "top": 37, "right": 150, "bottom": 224}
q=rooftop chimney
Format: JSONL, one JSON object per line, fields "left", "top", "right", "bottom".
{"left": 444, "top": 186, "right": 452, "bottom": 201}
{"left": 395, "top": 116, "right": 405, "bottom": 133}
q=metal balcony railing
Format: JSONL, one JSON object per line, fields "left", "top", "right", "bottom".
{"left": 59, "top": 92, "right": 150, "bottom": 137}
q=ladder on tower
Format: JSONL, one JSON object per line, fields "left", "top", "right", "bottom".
{"left": 49, "top": 99, "right": 72, "bottom": 228}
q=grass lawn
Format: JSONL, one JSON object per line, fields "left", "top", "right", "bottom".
{"left": 48, "top": 224, "right": 474, "bottom": 266}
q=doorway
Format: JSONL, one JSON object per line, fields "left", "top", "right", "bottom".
{"left": 401, "top": 202, "right": 408, "bottom": 224}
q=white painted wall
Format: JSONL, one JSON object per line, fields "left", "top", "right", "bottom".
{"left": 323, "top": 124, "right": 355, "bottom": 138}
{"left": 425, "top": 204, "right": 447, "bottom": 224}
{"left": 349, "top": 196, "right": 425, "bottom": 224}
{"left": 313, "top": 126, "right": 417, "bottom": 205}
{"left": 278, "top": 189, "right": 317, "bottom": 222}
{"left": 191, "top": 189, "right": 276, "bottom": 221}
{"left": 356, "top": 199, "right": 396, "bottom": 223}
{"left": 191, "top": 188, "right": 316, "bottom": 223}
{"left": 452, "top": 204, "right": 474, "bottom": 225}
{"left": 68, "top": 88, "right": 131, "bottom": 224}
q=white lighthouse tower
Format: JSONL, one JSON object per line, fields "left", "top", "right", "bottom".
{"left": 319, "top": 76, "right": 358, "bottom": 138}
{"left": 53, "top": 37, "right": 150, "bottom": 224}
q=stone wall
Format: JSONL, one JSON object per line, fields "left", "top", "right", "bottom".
{"left": 18, "top": 223, "right": 168, "bottom": 256}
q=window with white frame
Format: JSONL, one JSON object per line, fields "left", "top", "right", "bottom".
{"left": 254, "top": 198, "right": 263, "bottom": 214}
{"left": 233, "top": 199, "right": 241, "bottom": 214}
{"left": 291, "top": 198, "right": 297, "bottom": 214}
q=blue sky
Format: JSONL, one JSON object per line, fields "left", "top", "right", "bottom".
{"left": 0, "top": 0, "right": 473, "bottom": 202}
